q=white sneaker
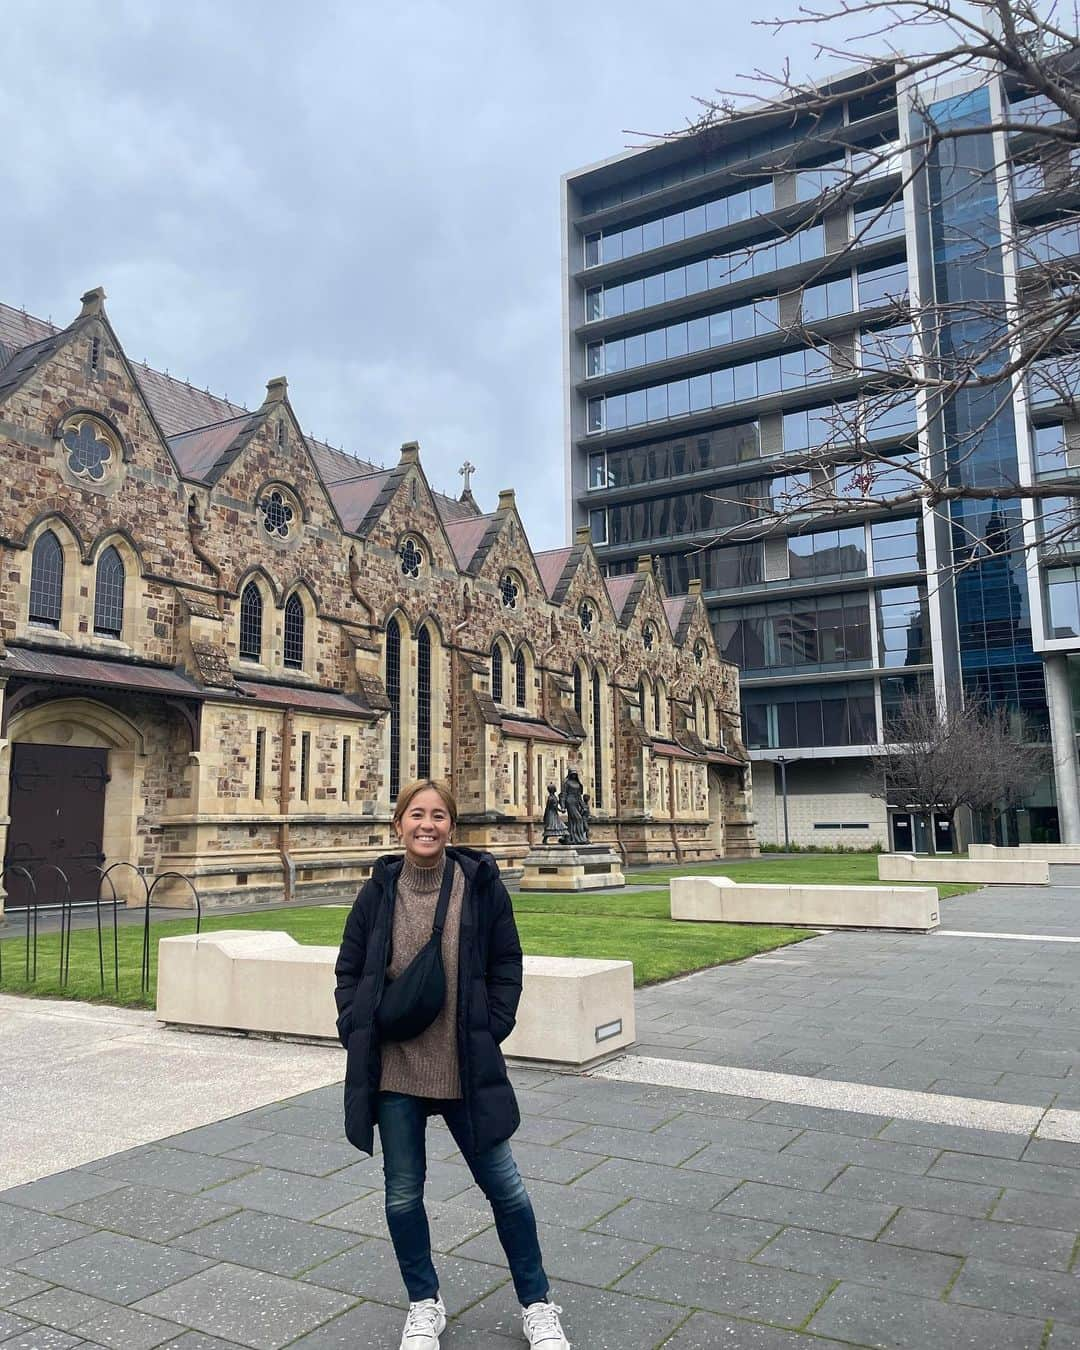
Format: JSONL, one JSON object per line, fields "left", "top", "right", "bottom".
{"left": 522, "top": 1301, "right": 570, "bottom": 1348}
{"left": 400, "top": 1295, "right": 446, "bottom": 1349}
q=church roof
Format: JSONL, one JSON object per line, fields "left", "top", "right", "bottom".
{"left": 604, "top": 574, "right": 638, "bottom": 620}
{"left": 445, "top": 514, "right": 495, "bottom": 570}
{"left": 663, "top": 594, "right": 693, "bottom": 643}
{"left": 326, "top": 471, "right": 395, "bottom": 533}
{"left": 534, "top": 548, "right": 573, "bottom": 599}
{"left": 168, "top": 414, "right": 260, "bottom": 482}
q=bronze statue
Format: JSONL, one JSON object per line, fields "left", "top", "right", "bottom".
{"left": 541, "top": 785, "right": 565, "bottom": 843}
{"left": 559, "top": 769, "right": 589, "bottom": 845}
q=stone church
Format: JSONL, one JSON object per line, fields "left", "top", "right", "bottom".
{"left": 0, "top": 288, "right": 756, "bottom": 915}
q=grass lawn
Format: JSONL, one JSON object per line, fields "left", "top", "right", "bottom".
{"left": 0, "top": 887, "right": 812, "bottom": 1009}
{"left": 625, "top": 853, "right": 975, "bottom": 900}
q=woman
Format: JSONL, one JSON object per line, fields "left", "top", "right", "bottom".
{"left": 334, "top": 778, "right": 572, "bottom": 1350}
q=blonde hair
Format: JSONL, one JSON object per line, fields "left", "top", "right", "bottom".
{"left": 392, "top": 778, "right": 458, "bottom": 829}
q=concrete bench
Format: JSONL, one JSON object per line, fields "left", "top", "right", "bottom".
{"left": 670, "top": 875, "right": 939, "bottom": 931}
{"left": 156, "top": 932, "right": 634, "bottom": 1068}
{"left": 968, "top": 843, "right": 1080, "bottom": 865}
{"left": 877, "top": 853, "right": 1049, "bottom": 885}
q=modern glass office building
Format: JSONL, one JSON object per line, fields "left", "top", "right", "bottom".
{"left": 563, "top": 63, "right": 1080, "bottom": 849}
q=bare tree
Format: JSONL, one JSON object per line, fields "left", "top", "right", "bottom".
{"left": 662, "top": 1, "right": 1080, "bottom": 571}
{"left": 867, "top": 694, "right": 1050, "bottom": 849}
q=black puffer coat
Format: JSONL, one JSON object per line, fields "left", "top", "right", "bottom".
{"left": 334, "top": 846, "right": 523, "bottom": 1156}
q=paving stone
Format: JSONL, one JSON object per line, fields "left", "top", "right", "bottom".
{"left": 301, "top": 1235, "right": 508, "bottom": 1314}
{"left": 880, "top": 1206, "right": 1078, "bottom": 1271}
{"left": 8, "top": 1288, "right": 120, "bottom": 1331}
{"left": 499, "top": 1141, "right": 602, "bottom": 1185}
{"left": 134, "top": 1262, "right": 355, "bottom": 1348}
{"left": 660, "top": 1310, "right": 854, "bottom": 1347}
{"left": 1021, "top": 1138, "right": 1080, "bottom": 1168}
{"left": 749, "top": 1102, "right": 892, "bottom": 1138}
{"left": 808, "top": 1280, "right": 1047, "bottom": 1348}
{"left": 0, "top": 1310, "right": 33, "bottom": 1341}
{"left": 0, "top": 1327, "right": 83, "bottom": 1348}
{"left": 506, "top": 1116, "right": 586, "bottom": 1147}
{"left": 75, "top": 1302, "right": 185, "bottom": 1350}
{"left": 681, "top": 1143, "right": 844, "bottom": 1191}
{"left": 949, "top": 1257, "right": 1080, "bottom": 1324}
{"left": 316, "top": 1192, "right": 493, "bottom": 1251}
{"left": 157, "top": 1122, "right": 273, "bottom": 1155}
{"left": 220, "top": 1132, "right": 359, "bottom": 1177}
{"left": 80, "top": 1147, "right": 255, "bottom": 1196}
{"left": 197, "top": 1168, "right": 368, "bottom": 1221}
{"left": 456, "top": 1278, "right": 685, "bottom": 1349}
{"left": 510, "top": 1179, "right": 625, "bottom": 1230}
{"left": 58, "top": 1185, "right": 241, "bottom": 1242}
{"left": 615, "top": 1246, "right": 832, "bottom": 1326}
{"left": 0, "top": 1172, "right": 126, "bottom": 1215}
{"left": 825, "top": 1164, "right": 1000, "bottom": 1217}
{"left": 566, "top": 1157, "right": 738, "bottom": 1210}
{"left": 0, "top": 1269, "right": 50, "bottom": 1307}
{"left": 552, "top": 1124, "right": 705, "bottom": 1167}
{"left": 753, "top": 1225, "right": 961, "bottom": 1297}
{"left": 0, "top": 1204, "right": 94, "bottom": 1265}
{"left": 155, "top": 1336, "right": 240, "bottom": 1349}
{"left": 14, "top": 1230, "right": 214, "bottom": 1305}
{"left": 993, "top": 1187, "right": 1080, "bottom": 1231}
{"left": 280, "top": 1299, "right": 409, "bottom": 1347}
{"left": 589, "top": 1197, "right": 780, "bottom": 1257}
{"left": 233, "top": 1107, "right": 346, "bottom": 1142}
{"left": 876, "top": 1120, "right": 1031, "bottom": 1160}
{"left": 715, "top": 1180, "right": 897, "bottom": 1241}
{"left": 931, "top": 1151, "right": 1080, "bottom": 1197}
{"left": 781, "top": 1130, "right": 941, "bottom": 1177}
{"left": 655, "top": 1116, "right": 803, "bottom": 1152}
{"left": 543, "top": 1096, "right": 719, "bottom": 1130}
{"left": 454, "top": 1219, "right": 654, "bottom": 1288}
{"left": 171, "top": 1208, "right": 363, "bottom": 1277}
{"left": 1045, "top": 1323, "right": 1080, "bottom": 1349}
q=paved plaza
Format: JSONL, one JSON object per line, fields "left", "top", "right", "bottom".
{"left": 0, "top": 881, "right": 1078, "bottom": 1347}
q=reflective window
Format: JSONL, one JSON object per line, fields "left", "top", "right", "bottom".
{"left": 93, "top": 546, "right": 125, "bottom": 639}
{"left": 860, "top": 323, "right": 913, "bottom": 373}
{"left": 1047, "top": 565, "right": 1080, "bottom": 637}
{"left": 1033, "top": 423, "right": 1068, "bottom": 476}
{"left": 876, "top": 585, "right": 930, "bottom": 666}
{"left": 871, "top": 517, "right": 923, "bottom": 576}
{"left": 853, "top": 198, "right": 905, "bottom": 243}
{"left": 742, "top": 681, "right": 877, "bottom": 748}
{"left": 715, "top": 592, "right": 871, "bottom": 673}
{"left": 858, "top": 260, "right": 908, "bottom": 311}
{"left": 29, "top": 530, "right": 64, "bottom": 629}
{"left": 785, "top": 526, "right": 867, "bottom": 581}
{"left": 802, "top": 274, "right": 853, "bottom": 324}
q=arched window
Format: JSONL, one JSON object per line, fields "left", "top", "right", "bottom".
{"left": 515, "top": 649, "right": 527, "bottom": 708}
{"left": 573, "top": 664, "right": 583, "bottom": 717}
{"left": 284, "top": 593, "right": 304, "bottom": 670}
{"left": 386, "top": 618, "right": 402, "bottom": 799}
{"left": 592, "top": 669, "right": 604, "bottom": 808}
{"left": 491, "top": 644, "right": 504, "bottom": 703}
{"left": 653, "top": 680, "right": 663, "bottom": 734}
{"left": 93, "top": 546, "right": 125, "bottom": 638}
{"left": 28, "top": 530, "right": 63, "bottom": 629}
{"left": 638, "top": 675, "right": 649, "bottom": 731}
{"left": 417, "top": 626, "right": 432, "bottom": 779}
{"left": 239, "top": 582, "right": 263, "bottom": 661}
{"left": 703, "top": 695, "right": 712, "bottom": 742}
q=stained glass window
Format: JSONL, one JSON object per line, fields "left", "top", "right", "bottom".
{"left": 400, "top": 538, "right": 422, "bottom": 578}
{"left": 417, "top": 627, "right": 432, "bottom": 779}
{"left": 387, "top": 619, "right": 402, "bottom": 799}
{"left": 29, "top": 531, "right": 63, "bottom": 628}
{"left": 260, "top": 489, "right": 294, "bottom": 539}
{"left": 284, "top": 593, "right": 304, "bottom": 669}
{"left": 694, "top": 641, "right": 705, "bottom": 667}
{"left": 239, "top": 582, "right": 263, "bottom": 661}
{"left": 491, "top": 644, "right": 504, "bottom": 702}
{"left": 643, "top": 624, "right": 655, "bottom": 652}
{"left": 63, "top": 420, "right": 112, "bottom": 481}
{"left": 93, "top": 546, "right": 125, "bottom": 637}
{"left": 573, "top": 664, "right": 583, "bottom": 717}
{"left": 501, "top": 574, "right": 519, "bottom": 609}
{"left": 515, "top": 650, "right": 527, "bottom": 707}
{"left": 654, "top": 682, "right": 662, "bottom": 732}
{"left": 579, "top": 601, "right": 594, "bottom": 633}
{"left": 592, "top": 670, "right": 604, "bottom": 808}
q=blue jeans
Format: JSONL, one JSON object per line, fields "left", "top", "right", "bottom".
{"left": 377, "top": 1091, "right": 550, "bottom": 1306}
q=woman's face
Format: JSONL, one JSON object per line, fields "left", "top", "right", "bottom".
{"left": 395, "top": 788, "right": 453, "bottom": 865}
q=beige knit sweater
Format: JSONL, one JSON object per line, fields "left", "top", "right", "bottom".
{"left": 379, "top": 856, "right": 464, "bottom": 1100}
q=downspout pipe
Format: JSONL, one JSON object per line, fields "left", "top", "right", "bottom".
{"left": 279, "top": 706, "right": 294, "bottom": 902}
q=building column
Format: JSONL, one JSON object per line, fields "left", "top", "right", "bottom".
{"left": 1045, "top": 653, "right": 1080, "bottom": 844}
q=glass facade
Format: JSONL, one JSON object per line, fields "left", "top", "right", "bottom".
{"left": 743, "top": 680, "right": 877, "bottom": 749}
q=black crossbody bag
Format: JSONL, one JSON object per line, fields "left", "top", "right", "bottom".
{"left": 376, "top": 861, "right": 454, "bottom": 1042}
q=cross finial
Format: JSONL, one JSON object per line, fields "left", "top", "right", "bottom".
{"left": 459, "top": 460, "right": 477, "bottom": 494}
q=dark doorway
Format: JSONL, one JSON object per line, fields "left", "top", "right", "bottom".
{"left": 5, "top": 744, "right": 108, "bottom": 907}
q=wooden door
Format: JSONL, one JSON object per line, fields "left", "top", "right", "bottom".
{"left": 5, "top": 744, "right": 108, "bottom": 906}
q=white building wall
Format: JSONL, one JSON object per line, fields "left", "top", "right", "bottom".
{"left": 751, "top": 760, "right": 888, "bottom": 850}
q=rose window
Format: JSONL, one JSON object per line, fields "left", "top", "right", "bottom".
{"left": 694, "top": 641, "right": 706, "bottom": 667}
{"left": 579, "top": 601, "right": 594, "bottom": 634}
{"left": 500, "top": 574, "right": 519, "bottom": 609}
{"left": 400, "top": 538, "right": 422, "bottom": 578}
{"left": 63, "top": 419, "right": 114, "bottom": 481}
{"left": 643, "top": 624, "right": 655, "bottom": 652}
{"left": 259, "top": 489, "right": 294, "bottom": 539}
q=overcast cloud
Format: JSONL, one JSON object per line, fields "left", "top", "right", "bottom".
{"left": 3, "top": 1, "right": 834, "bottom": 549}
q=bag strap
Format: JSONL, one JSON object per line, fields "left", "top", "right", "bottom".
{"left": 431, "top": 859, "right": 454, "bottom": 938}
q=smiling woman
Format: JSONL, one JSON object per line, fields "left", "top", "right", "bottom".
{"left": 333, "top": 777, "right": 572, "bottom": 1350}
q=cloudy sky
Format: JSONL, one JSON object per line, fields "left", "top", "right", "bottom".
{"left": 4, "top": 1, "right": 836, "bottom": 549}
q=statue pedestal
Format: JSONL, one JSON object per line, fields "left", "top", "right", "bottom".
{"left": 518, "top": 843, "right": 625, "bottom": 892}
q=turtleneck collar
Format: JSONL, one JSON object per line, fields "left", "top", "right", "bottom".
{"left": 400, "top": 854, "right": 447, "bottom": 893}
